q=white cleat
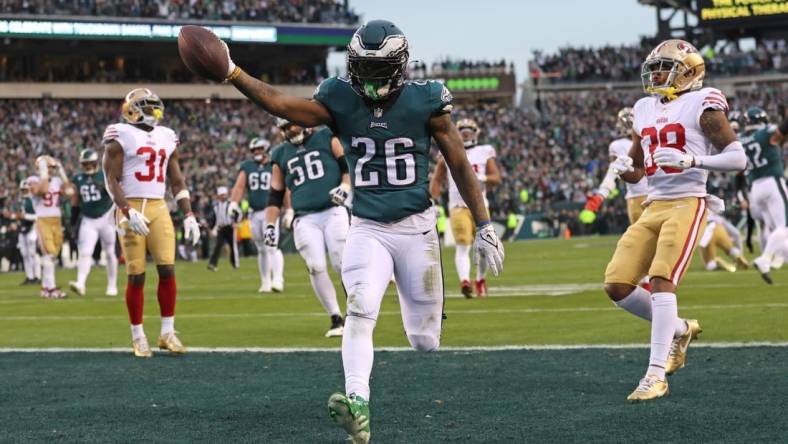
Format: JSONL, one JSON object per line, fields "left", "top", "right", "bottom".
{"left": 106, "top": 287, "right": 118, "bottom": 297}
{"left": 325, "top": 326, "right": 344, "bottom": 338}
{"left": 272, "top": 280, "right": 284, "bottom": 293}
{"left": 753, "top": 256, "right": 774, "bottom": 284}
{"left": 258, "top": 282, "right": 272, "bottom": 293}
{"left": 68, "top": 281, "right": 86, "bottom": 297}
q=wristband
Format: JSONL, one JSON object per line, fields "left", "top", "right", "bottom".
{"left": 174, "top": 189, "right": 190, "bottom": 201}
{"left": 184, "top": 212, "right": 194, "bottom": 218}
{"left": 227, "top": 66, "right": 242, "bottom": 81}
{"left": 120, "top": 205, "right": 130, "bottom": 218}
{"left": 476, "top": 220, "right": 491, "bottom": 228}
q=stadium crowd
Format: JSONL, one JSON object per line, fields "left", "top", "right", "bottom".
{"left": 531, "top": 37, "right": 788, "bottom": 83}
{"left": 1, "top": 0, "right": 359, "bottom": 24}
{"left": 1, "top": 83, "right": 786, "bottom": 263}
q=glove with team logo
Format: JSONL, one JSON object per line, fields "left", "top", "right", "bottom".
{"left": 227, "top": 200, "right": 242, "bottom": 223}
{"left": 263, "top": 224, "right": 278, "bottom": 247}
{"left": 120, "top": 207, "right": 150, "bottom": 236}
{"left": 281, "top": 208, "right": 295, "bottom": 230}
{"left": 653, "top": 149, "right": 694, "bottom": 170}
{"left": 183, "top": 213, "right": 201, "bottom": 246}
{"left": 609, "top": 155, "right": 635, "bottom": 175}
{"left": 329, "top": 183, "right": 351, "bottom": 206}
{"left": 474, "top": 222, "right": 505, "bottom": 276}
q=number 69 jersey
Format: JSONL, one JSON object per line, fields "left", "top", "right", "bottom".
{"left": 101, "top": 123, "right": 179, "bottom": 199}
{"left": 632, "top": 87, "right": 728, "bottom": 200}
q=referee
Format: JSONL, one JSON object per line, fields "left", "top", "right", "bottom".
{"left": 207, "top": 186, "right": 239, "bottom": 271}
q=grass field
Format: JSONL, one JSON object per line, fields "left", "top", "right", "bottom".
{"left": 1, "top": 236, "right": 786, "bottom": 442}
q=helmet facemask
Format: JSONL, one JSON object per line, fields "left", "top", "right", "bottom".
{"left": 456, "top": 119, "right": 480, "bottom": 148}
{"left": 249, "top": 137, "right": 271, "bottom": 163}
{"left": 641, "top": 40, "right": 704, "bottom": 101}
{"left": 122, "top": 88, "right": 164, "bottom": 127}
{"left": 79, "top": 149, "right": 100, "bottom": 174}
{"left": 346, "top": 24, "right": 409, "bottom": 101}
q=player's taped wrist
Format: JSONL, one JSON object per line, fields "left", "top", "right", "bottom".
{"left": 693, "top": 141, "right": 747, "bottom": 172}
{"left": 336, "top": 155, "right": 349, "bottom": 174}
{"left": 174, "top": 189, "right": 190, "bottom": 201}
{"left": 227, "top": 66, "right": 242, "bottom": 81}
{"left": 120, "top": 205, "right": 131, "bottom": 218}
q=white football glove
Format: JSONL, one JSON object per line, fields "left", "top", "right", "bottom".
{"left": 654, "top": 149, "right": 694, "bottom": 170}
{"left": 609, "top": 155, "right": 634, "bottom": 176}
{"left": 329, "top": 183, "right": 351, "bottom": 206}
{"left": 263, "top": 224, "right": 278, "bottom": 247}
{"left": 227, "top": 200, "right": 242, "bottom": 223}
{"left": 37, "top": 157, "right": 50, "bottom": 180}
{"left": 183, "top": 214, "right": 201, "bottom": 246}
{"left": 121, "top": 208, "right": 150, "bottom": 236}
{"left": 474, "top": 223, "right": 505, "bottom": 276}
{"left": 220, "top": 40, "right": 237, "bottom": 79}
{"left": 281, "top": 208, "right": 295, "bottom": 230}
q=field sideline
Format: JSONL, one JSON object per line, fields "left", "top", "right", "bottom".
{"left": 2, "top": 236, "right": 786, "bottom": 442}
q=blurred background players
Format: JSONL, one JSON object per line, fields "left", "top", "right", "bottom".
{"left": 102, "top": 88, "right": 200, "bottom": 357}
{"left": 264, "top": 120, "right": 350, "bottom": 337}
{"left": 16, "top": 179, "right": 41, "bottom": 285}
{"left": 740, "top": 106, "right": 788, "bottom": 284}
{"left": 68, "top": 148, "right": 118, "bottom": 297}
{"left": 697, "top": 209, "right": 749, "bottom": 272}
{"left": 28, "top": 155, "right": 70, "bottom": 299}
{"left": 430, "top": 118, "right": 500, "bottom": 298}
{"left": 207, "top": 186, "right": 239, "bottom": 271}
{"left": 228, "top": 137, "right": 285, "bottom": 293}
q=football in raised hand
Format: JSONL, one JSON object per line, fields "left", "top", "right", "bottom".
{"left": 178, "top": 25, "right": 229, "bottom": 82}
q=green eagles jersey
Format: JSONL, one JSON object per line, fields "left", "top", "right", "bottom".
{"left": 271, "top": 127, "right": 343, "bottom": 216}
{"left": 314, "top": 77, "right": 453, "bottom": 222}
{"left": 741, "top": 125, "right": 784, "bottom": 180}
{"left": 20, "top": 198, "right": 35, "bottom": 233}
{"left": 239, "top": 160, "right": 273, "bottom": 211}
{"left": 72, "top": 171, "right": 113, "bottom": 218}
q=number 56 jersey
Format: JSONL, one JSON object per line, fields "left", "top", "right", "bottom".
{"left": 102, "top": 123, "right": 179, "bottom": 199}
{"left": 632, "top": 87, "right": 728, "bottom": 201}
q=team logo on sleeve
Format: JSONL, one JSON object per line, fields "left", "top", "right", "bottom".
{"left": 441, "top": 85, "right": 452, "bottom": 104}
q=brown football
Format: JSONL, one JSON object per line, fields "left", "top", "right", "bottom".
{"left": 178, "top": 25, "right": 229, "bottom": 82}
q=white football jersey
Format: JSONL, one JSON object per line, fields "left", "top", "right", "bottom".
{"left": 447, "top": 144, "right": 496, "bottom": 209}
{"left": 608, "top": 137, "right": 648, "bottom": 199}
{"left": 102, "top": 123, "right": 179, "bottom": 199}
{"left": 632, "top": 87, "right": 728, "bottom": 201}
{"left": 27, "top": 175, "right": 64, "bottom": 218}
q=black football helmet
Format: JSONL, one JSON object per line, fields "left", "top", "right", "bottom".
{"left": 347, "top": 20, "right": 409, "bottom": 101}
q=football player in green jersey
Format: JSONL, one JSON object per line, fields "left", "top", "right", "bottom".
{"left": 740, "top": 107, "right": 788, "bottom": 283}
{"left": 228, "top": 137, "right": 285, "bottom": 292}
{"left": 16, "top": 178, "right": 41, "bottom": 285}
{"left": 216, "top": 20, "right": 504, "bottom": 443}
{"left": 264, "top": 119, "right": 350, "bottom": 338}
{"left": 68, "top": 148, "right": 118, "bottom": 297}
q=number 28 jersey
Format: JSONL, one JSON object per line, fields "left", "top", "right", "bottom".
{"left": 102, "top": 123, "right": 179, "bottom": 199}
{"left": 632, "top": 87, "right": 728, "bottom": 201}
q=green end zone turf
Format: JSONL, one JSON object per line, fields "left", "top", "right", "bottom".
{"left": 1, "top": 348, "right": 786, "bottom": 443}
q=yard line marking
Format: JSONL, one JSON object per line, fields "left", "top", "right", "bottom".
{"left": 0, "top": 303, "right": 786, "bottom": 321}
{"left": 1, "top": 342, "right": 787, "bottom": 353}
{"left": 1, "top": 282, "right": 783, "bottom": 304}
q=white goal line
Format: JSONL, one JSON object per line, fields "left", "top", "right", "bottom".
{"left": 1, "top": 342, "right": 787, "bottom": 353}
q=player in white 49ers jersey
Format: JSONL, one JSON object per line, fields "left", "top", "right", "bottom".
{"left": 102, "top": 88, "right": 201, "bottom": 358}
{"left": 430, "top": 118, "right": 501, "bottom": 298}
{"left": 603, "top": 40, "right": 746, "bottom": 401}
{"left": 27, "top": 155, "right": 71, "bottom": 299}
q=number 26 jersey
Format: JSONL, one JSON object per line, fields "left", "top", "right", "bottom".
{"left": 632, "top": 87, "right": 728, "bottom": 201}
{"left": 102, "top": 123, "right": 179, "bottom": 199}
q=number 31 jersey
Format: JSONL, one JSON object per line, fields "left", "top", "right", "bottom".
{"left": 632, "top": 87, "right": 728, "bottom": 200}
{"left": 102, "top": 123, "right": 179, "bottom": 199}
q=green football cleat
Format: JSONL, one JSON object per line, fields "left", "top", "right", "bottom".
{"left": 328, "top": 392, "right": 370, "bottom": 444}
